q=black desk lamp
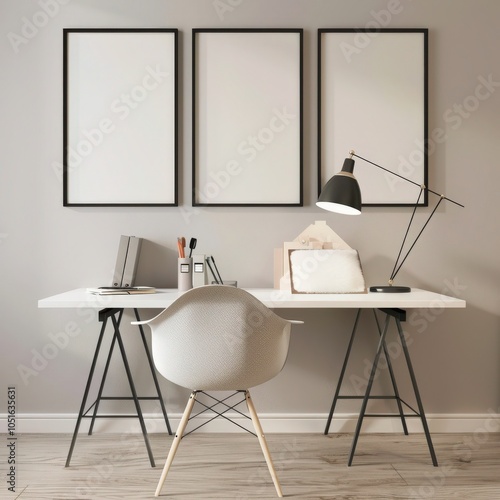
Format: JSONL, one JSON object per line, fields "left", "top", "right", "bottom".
{"left": 317, "top": 150, "right": 464, "bottom": 293}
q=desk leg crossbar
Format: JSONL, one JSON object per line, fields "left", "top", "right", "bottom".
{"left": 65, "top": 308, "right": 172, "bottom": 468}
{"left": 324, "top": 308, "right": 438, "bottom": 467}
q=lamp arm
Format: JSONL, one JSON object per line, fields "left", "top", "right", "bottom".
{"left": 389, "top": 188, "right": 424, "bottom": 282}
{"left": 351, "top": 153, "right": 465, "bottom": 208}
{"left": 389, "top": 195, "right": 445, "bottom": 284}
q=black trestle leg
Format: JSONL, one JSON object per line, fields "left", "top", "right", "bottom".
{"left": 65, "top": 315, "right": 109, "bottom": 467}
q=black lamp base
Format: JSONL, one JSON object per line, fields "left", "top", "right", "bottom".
{"left": 369, "top": 285, "right": 411, "bottom": 293}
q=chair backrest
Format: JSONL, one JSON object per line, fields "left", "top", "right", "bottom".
{"left": 145, "top": 285, "right": 293, "bottom": 391}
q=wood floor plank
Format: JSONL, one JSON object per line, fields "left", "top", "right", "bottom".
{"left": 2, "top": 433, "right": 499, "bottom": 499}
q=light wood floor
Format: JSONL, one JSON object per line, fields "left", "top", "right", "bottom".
{"left": 5, "top": 432, "right": 500, "bottom": 499}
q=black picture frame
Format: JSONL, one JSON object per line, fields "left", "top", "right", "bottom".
{"left": 63, "top": 28, "right": 178, "bottom": 206}
{"left": 192, "top": 28, "right": 303, "bottom": 206}
{"left": 318, "top": 28, "right": 428, "bottom": 206}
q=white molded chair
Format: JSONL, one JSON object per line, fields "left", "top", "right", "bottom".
{"left": 133, "top": 285, "right": 302, "bottom": 497}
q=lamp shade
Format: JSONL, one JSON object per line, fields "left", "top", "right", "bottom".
{"left": 316, "top": 158, "right": 362, "bottom": 215}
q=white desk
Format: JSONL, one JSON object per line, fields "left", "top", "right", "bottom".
{"left": 39, "top": 287, "right": 465, "bottom": 310}
{"left": 39, "top": 287, "right": 465, "bottom": 467}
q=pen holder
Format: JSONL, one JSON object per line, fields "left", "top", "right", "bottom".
{"left": 192, "top": 254, "right": 208, "bottom": 288}
{"left": 178, "top": 257, "right": 193, "bottom": 292}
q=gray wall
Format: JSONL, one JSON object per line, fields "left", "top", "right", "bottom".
{"left": 1, "top": 0, "right": 499, "bottom": 420}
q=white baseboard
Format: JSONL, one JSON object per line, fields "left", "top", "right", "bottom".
{"left": 2, "top": 413, "right": 499, "bottom": 434}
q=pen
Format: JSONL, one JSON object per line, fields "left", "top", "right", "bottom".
{"left": 188, "top": 237, "right": 197, "bottom": 258}
{"left": 210, "top": 256, "right": 224, "bottom": 285}
{"left": 177, "top": 237, "right": 185, "bottom": 258}
{"left": 180, "top": 237, "right": 186, "bottom": 258}
{"left": 206, "top": 257, "right": 219, "bottom": 284}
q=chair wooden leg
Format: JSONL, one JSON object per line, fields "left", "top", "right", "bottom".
{"left": 245, "top": 390, "right": 283, "bottom": 497}
{"left": 155, "top": 391, "right": 197, "bottom": 497}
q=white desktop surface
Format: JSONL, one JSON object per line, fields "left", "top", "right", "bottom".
{"left": 38, "top": 287, "right": 466, "bottom": 310}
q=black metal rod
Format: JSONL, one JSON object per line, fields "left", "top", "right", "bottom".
{"left": 88, "top": 310, "right": 123, "bottom": 435}
{"left": 395, "top": 317, "right": 438, "bottom": 466}
{"left": 324, "top": 309, "right": 362, "bottom": 435}
{"left": 390, "top": 196, "right": 444, "bottom": 282}
{"left": 373, "top": 310, "right": 408, "bottom": 435}
{"left": 194, "top": 391, "right": 249, "bottom": 420}
{"left": 352, "top": 153, "right": 464, "bottom": 208}
{"left": 88, "top": 332, "right": 116, "bottom": 435}
{"left": 96, "top": 396, "right": 160, "bottom": 401}
{"left": 183, "top": 392, "right": 256, "bottom": 437}
{"left": 389, "top": 189, "right": 423, "bottom": 283}
{"left": 65, "top": 316, "right": 109, "bottom": 467}
{"left": 348, "top": 314, "right": 391, "bottom": 466}
{"left": 112, "top": 314, "right": 156, "bottom": 467}
{"left": 337, "top": 395, "right": 402, "bottom": 400}
{"left": 134, "top": 308, "right": 172, "bottom": 435}
{"left": 205, "top": 257, "right": 219, "bottom": 284}
{"left": 210, "top": 256, "right": 224, "bottom": 285}
{"left": 82, "top": 414, "right": 157, "bottom": 418}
